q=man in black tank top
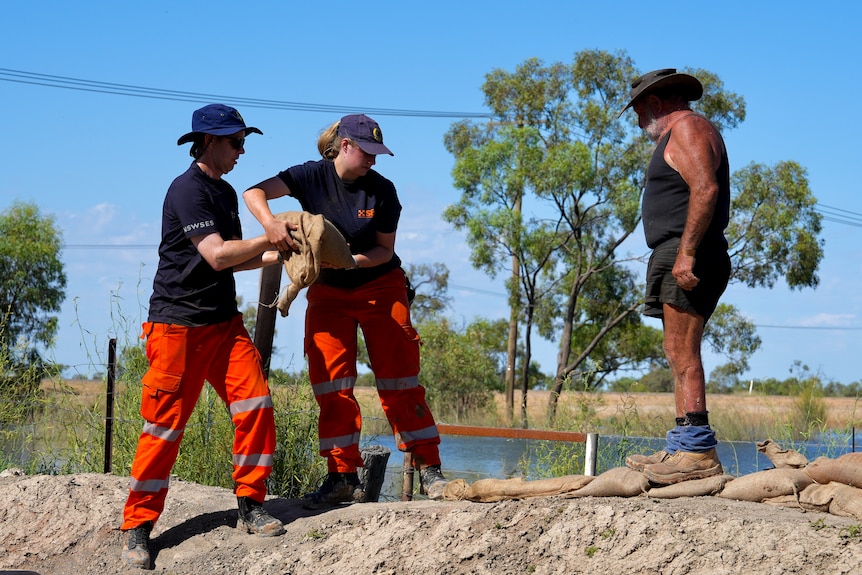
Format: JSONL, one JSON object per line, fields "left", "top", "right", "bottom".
{"left": 620, "top": 69, "right": 731, "bottom": 485}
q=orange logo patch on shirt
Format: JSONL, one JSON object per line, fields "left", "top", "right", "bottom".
{"left": 357, "top": 209, "right": 375, "bottom": 218}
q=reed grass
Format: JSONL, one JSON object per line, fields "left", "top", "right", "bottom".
{"left": 7, "top": 377, "right": 861, "bottom": 488}
{"left": 1, "top": 353, "right": 325, "bottom": 500}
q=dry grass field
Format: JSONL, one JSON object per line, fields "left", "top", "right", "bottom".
{"left": 504, "top": 389, "right": 862, "bottom": 430}
{"left": 50, "top": 379, "right": 862, "bottom": 436}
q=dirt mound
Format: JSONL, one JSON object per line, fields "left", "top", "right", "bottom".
{"left": 2, "top": 470, "right": 862, "bottom": 575}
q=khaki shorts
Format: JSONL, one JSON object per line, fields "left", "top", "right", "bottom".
{"left": 643, "top": 237, "right": 730, "bottom": 322}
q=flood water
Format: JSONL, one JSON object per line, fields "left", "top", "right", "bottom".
{"left": 5, "top": 418, "right": 857, "bottom": 502}
{"left": 366, "top": 431, "right": 859, "bottom": 501}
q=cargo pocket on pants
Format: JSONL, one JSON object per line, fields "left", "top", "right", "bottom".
{"left": 140, "top": 324, "right": 187, "bottom": 422}
{"left": 142, "top": 324, "right": 188, "bottom": 389}
{"left": 140, "top": 369, "right": 184, "bottom": 424}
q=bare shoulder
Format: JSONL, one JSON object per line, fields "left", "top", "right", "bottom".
{"left": 666, "top": 113, "right": 724, "bottom": 168}
{"left": 670, "top": 113, "right": 722, "bottom": 146}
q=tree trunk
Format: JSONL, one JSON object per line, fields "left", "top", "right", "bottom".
{"left": 519, "top": 309, "right": 534, "bottom": 429}
{"left": 504, "top": 193, "right": 523, "bottom": 425}
{"left": 549, "top": 274, "right": 579, "bottom": 423}
{"left": 505, "top": 303, "right": 518, "bottom": 424}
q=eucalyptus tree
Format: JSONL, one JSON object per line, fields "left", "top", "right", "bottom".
{"left": 403, "top": 262, "right": 452, "bottom": 325}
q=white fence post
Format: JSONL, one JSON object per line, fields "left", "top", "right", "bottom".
{"left": 584, "top": 433, "right": 598, "bottom": 476}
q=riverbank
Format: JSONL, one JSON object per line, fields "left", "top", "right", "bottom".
{"left": 2, "top": 469, "right": 861, "bottom": 575}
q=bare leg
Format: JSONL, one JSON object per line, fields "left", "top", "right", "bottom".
{"left": 662, "top": 303, "right": 707, "bottom": 417}
{"left": 641, "top": 303, "right": 722, "bottom": 484}
{"left": 626, "top": 303, "right": 717, "bottom": 476}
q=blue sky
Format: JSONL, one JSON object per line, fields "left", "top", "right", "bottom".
{"left": 3, "top": 1, "right": 862, "bottom": 385}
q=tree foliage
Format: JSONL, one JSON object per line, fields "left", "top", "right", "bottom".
{"left": 727, "top": 161, "right": 823, "bottom": 289}
{"left": 0, "top": 201, "right": 66, "bottom": 424}
{"left": 354, "top": 262, "right": 452, "bottom": 371}
{"left": 417, "top": 317, "right": 500, "bottom": 422}
{"left": 0, "top": 201, "right": 67, "bottom": 359}
{"left": 403, "top": 262, "right": 452, "bottom": 324}
{"left": 703, "top": 303, "right": 762, "bottom": 383}
{"left": 443, "top": 49, "right": 823, "bottom": 422}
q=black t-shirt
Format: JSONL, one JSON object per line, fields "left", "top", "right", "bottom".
{"left": 278, "top": 160, "right": 402, "bottom": 289}
{"left": 148, "top": 162, "right": 241, "bottom": 326}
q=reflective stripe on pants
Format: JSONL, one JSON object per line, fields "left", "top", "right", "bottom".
{"left": 305, "top": 268, "right": 441, "bottom": 473}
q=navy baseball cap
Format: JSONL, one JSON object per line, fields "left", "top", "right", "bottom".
{"left": 177, "top": 104, "right": 263, "bottom": 145}
{"left": 338, "top": 114, "right": 393, "bottom": 156}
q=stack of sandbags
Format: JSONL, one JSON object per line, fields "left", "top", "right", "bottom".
{"left": 439, "top": 438, "right": 862, "bottom": 524}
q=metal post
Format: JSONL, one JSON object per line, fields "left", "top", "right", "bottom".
{"left": 254, "top": 264, "right": 282, "bottom": 377}
{"left": 401, "top": 452, "right": 414, "bottom": 501}
{"left": 103, "top": 338, "right": 117, "bottom": 474}
{"left": 584, "top": 433, "right": 598, "bottom": 477}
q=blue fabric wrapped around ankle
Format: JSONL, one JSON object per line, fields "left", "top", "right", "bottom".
{"left": 665, "top": 424, "right": 717, "bottom": 453}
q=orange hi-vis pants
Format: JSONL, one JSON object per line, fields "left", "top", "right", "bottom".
{"left": 305, "top": 268, "right": 441, "bottom": 473}
{"left": 122, "top": 315, "right": 276, "bottom": 530}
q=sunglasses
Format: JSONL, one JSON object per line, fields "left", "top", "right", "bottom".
{"left": 225, "top": 136, "right": 245, "bottom": 150}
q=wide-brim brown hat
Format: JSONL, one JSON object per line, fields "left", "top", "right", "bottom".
{"left": 619, "top": 68, "right": 703, "bottom": 117}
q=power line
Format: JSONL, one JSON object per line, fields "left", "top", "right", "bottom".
{"left": 449, "top": 282, "right": 507, "bottom": 297}
{"left": 816, "top": 203, "right": 862, "bottom": 228}
{"left": 64, "top": 245, "right": 155, "bottom": 250}
{"left": 821, "top": 216, "right": 862, "bottom": 228}
{"left": 754, "top": 324, "right": 862, "bottom": 331}
{"left": 59, "top": 248, "right": 862, "bottom": 330}
{"left": 22, "top": 68, "right": 862, "bottom": 329}
{"left": 817, "top": 203, "right": 862, "bottom": 219}
{"left": 4, "top": 68, "right": 862, "bottom": 212}
{"left": 0, "top": 67, "right": 493, "bottom": 119}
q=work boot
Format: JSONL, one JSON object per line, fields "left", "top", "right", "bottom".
{"left": 625, "top": 449, "right": 671, "bottom": 472}
{"left": 238, "top": 496, "right": 285, "bottom": 537}
{"left": 122, "top": 521, "right": 153, "bottom": 570}
{"left": 643, "top": 448, "right": 723, "bottom": 485}
{"left": 302, "top": 472, "right": 366, "bottom": 510}
{"left": 419, "top": 465, "right": 449, "bottom": 500}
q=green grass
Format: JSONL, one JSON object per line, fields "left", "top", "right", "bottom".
{"left": 1, "top": 355, "right": 325, "bottom": 499}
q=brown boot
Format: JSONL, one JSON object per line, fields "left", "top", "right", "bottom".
{"left": 625, "top": 449, "right": 670, "bottom": 472}
{"left": 643, "top": 448, "right": 723, "bottom": 485}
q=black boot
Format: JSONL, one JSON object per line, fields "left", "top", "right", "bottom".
{"left": 302, "top": 472, "right": 366, "bottom": 510}
{"left": 419, "top": 465, "right": 449, "bottom": 500}
{"left": 122, "top": 521, "right": 153, "bottom": 569}
{"left": 238, "top": 496, "right": 285, "bottom": 537}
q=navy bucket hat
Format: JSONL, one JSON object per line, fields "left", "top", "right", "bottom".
{"left": 338, "top": 114, "right": 393, "bottom": 156}
{"left": 177, "top": 104, "right": 262, "bottom": 145}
